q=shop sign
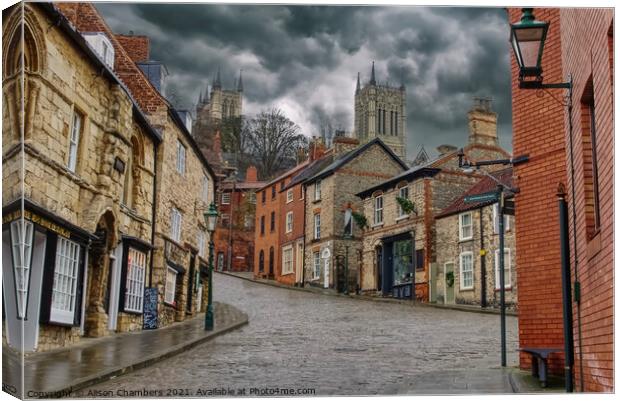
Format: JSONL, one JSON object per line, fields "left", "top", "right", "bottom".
{"left": 3, "top": 209, "right": 70, "bottom": 238}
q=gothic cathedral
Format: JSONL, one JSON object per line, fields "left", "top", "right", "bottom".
{"left": 354, "top": 62, "right": 407, "bottom": 159}
{"left": 195, "top": 68, "right": 243, "bottom": 124}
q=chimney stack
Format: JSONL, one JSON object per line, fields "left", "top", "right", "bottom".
{"left": 333, "top": 135, "right": 359, "bottom": 155}
{"left": 308, "top": 137, "right": 327, "bottom": 161}
{"left": 467, "top": 97, "right": 498, "bottom": 147}
{"left": 245, "top": 165, "right": 258, "bottom": 183}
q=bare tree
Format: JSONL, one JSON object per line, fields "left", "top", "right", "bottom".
{"left": 245, "top": 108, "right": 308, "bottom": 180}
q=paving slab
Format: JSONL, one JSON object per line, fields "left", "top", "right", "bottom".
{"left": 2, "top": 302, "right": 248, "bottom": 399}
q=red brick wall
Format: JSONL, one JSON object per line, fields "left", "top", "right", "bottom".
{"left": 254, "top": 183, "right": 281, "bottom": 279}
{"left": 115, "top": 34, "right": 150, "bottom": 63}
{"left": 509, "top": 8, "right": 567, "bottom": 375}
{"left": 214, "top": 188, "right": 256, "bottom": 272}
{"left": 278, "top": 182, "right": 306, "bottom": 286}
{"left": 560, "top": 8, "right": 614, "bottom": 392}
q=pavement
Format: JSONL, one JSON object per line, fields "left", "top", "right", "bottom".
{"left": 1, "top": 302, "right": 248, "bottom": 399}
{"left": 219, "top": 270, "right": 518, "bottom": 316}
{"left": 76, "top": 273, "right": 548, "bottom": 396}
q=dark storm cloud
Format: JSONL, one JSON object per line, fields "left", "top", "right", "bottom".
{"left": 96, "top": 3, "right": 513, "bottom": 158}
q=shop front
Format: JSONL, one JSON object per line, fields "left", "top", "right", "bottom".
{"left": 379, "top": 233, "right": 414, "bottom": 299}
{"left": 2, "top": 201, "right": 95, "bottom": 352}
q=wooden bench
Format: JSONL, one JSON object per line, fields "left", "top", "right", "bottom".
{"left": 518, "top": 348, "right": 562, "bottom": 387}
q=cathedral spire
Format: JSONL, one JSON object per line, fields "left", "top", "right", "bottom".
{"left": 237, "top": 69, "right": 243, "bottom": 92}
{"left": 203, "top": 85, "right": 210, "bottom": 103}
{"left": 370, "top": 61, "right": 376, "bottom": 86}
{"left": 355, "top": 72, "right": 361, "bottom": 94}
{"left": 213, "top": 67, "right": 222, "bottom": 89}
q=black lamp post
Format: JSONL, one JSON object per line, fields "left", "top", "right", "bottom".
{"left": 204, "top": 202, "right": 218, "bottom": 331}
{"left": 343, "top": 207, "right": 353, "bottom": 295}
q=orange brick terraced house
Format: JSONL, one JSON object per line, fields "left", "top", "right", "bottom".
{"left": 509, "top": 7, "right": 613, "bottom": 392}
{"left": 214, "top": 166, "right": 264, "bottom": 272}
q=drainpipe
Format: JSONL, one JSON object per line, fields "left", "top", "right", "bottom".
{"left": 149, "top": 144, "right": 158, "bottom": 288}
{"left": 558, "top": 184, "right": 575, "bottom": 392}
{"left": 480, "top": 207, "right": 486, "bottom": 308}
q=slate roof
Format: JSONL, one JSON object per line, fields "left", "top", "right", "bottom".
{"left": 303, "top": 138, "right": 409, "bottom": 185}
{"left": 356, "top": 164, "right": 441, "bottom": 199}
{"left": 436, "top": 168, "right": 514, "bottom": 218}
{"left": 282, "top": 152, "right": 336, "bottom": 191}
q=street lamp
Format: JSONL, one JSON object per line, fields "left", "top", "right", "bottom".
{"left": 343, "top": 207, "right": 353, "bottom": 295}
{"left": 204, "top": 202, "right": 219, "bottom": 331}
{"left": 510, "top": 8, "right": 570, "bottom": 90}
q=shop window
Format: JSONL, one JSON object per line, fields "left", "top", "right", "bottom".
{"left": 580, "top": 78, "right": 601, "bottom": 238}
{"left": 164, "top": 266, "right": 177, "bottom": 305}
{"left": 176, "top": 139, "right": 186, "bottom": 175}
{"left": 124, "top": 248, "right": 146, "bottom": 313}
{"left": 313, "top": 252, "right": 321, "bottom": 279}
{"left": 374, "top": 195, "right": 383, "bottom": 225}
{"left": 314, "top": 214, "right": 321, "bottom": 239}
{"left": 67, "top": 111, "right": 82, "bottom": 173}
{"left": 259, "top": 250, "right": 265, "bottom": 272}
{"left": 494, "top": 248, "right": 512, "bottom": 290}
{"left": 10, "top": 220, "right": 33, "bottom": 319}
{"left": 459, "top": 252, "right": 474, "bottom": 290}
{"left": 393, "top": 239, "right": 412, "bottom": 285}
{"left": 282, "top": 246, "right": 293, "bottom": 275}
{"left": 50, "top": 237, "right": 80, "bottom": 324}
{"left": 170, "top": 208, "right": 182, "bottom": 242}
{"left": 493, "top": 203, "right": 510, "bottom": 233}
{"left": 459, "top": 212, "right": 473, "bottom": 240}
{"left": 286, "top": 211, "right": 293, "bottom": 233}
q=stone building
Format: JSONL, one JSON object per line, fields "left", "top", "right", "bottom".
{"left": 2, "top": 3, "right": 161, "bottom": 351}
{"left": 434, "top": 169, "right": 517, "bottom": 310}
{"left": 356, "top": 99, "right": 511, "bottom": 301}
{"left": 509, "top": 8, "right": 613, "bottom": 391}
{"left": 302, "top": 137, "right": 409, "bottom": 291}
{"left": 54, "top": 3, "right": 217, "bottom": 330}
{"left": 354, "top": 62, "right": 407, "bottom": 159}
{"left": 214, "top": 166, "right": 264, "bottom": 272}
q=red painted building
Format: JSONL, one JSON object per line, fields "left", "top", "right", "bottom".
{"left": 509, "top": 8, "right": 613, "bottom": 392}
{"left": 214, "top": 166, "right": 264, "bottom": 272}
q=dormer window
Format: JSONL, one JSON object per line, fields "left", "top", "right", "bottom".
{"left": 82, "top": 32, "right": 115, "bottom": 69}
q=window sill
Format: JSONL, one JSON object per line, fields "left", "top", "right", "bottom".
{"left": 459, "top": 237, "right": 473, "bottom": 242}
{"left": 281, "top": 271, "right": 294, "bottom": 276}
{"left": 312, "top": 199, "right": 321, "bottom": 204}
{"left": 460, "top": 287, "right": 474, "bottom": 292}
{"left": 164, "top": 301, "right": 177, "bottom": 309}
{"left": 371, "top": 223, "right": 384, "bottom": 229}
{"left": 395, "top": 215, "right": 409, "bottom": 222}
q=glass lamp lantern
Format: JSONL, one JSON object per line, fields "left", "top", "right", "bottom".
{"left": 510, "top": 8, "right": 549, "bottom": 79}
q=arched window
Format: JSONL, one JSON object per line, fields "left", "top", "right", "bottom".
{"left": 259, "top": 250, "right": 265, "bottom": 272}
{"left": 3, "top": 17, "right": 44, "bottom": 78}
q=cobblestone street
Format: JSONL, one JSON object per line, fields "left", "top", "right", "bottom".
{"left": 79, "top": 273, "right": 519, "bottom": 396}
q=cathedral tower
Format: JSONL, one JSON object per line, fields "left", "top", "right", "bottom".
{"left": 354, "top": 62, "right": 407, "bottom": 158}
{"left": 195, "top": 68, "right": 244, "bottom": 123}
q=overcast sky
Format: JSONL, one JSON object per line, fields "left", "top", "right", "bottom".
{"left": 96, "top": 3, "right": 513, "bottom": 158}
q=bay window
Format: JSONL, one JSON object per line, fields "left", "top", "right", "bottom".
{"left": 124, "top": 248, "right": 146, "bottom": 313}
{"left": 50, "top": 236, "right": 80, "bottom": 324}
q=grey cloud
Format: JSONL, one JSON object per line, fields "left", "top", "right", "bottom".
{"left": 96, "top": 3, "right": 513, "bottom": 158}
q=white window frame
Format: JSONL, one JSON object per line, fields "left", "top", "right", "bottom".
{"left": 314, "top": 213, "right": 321, "bottom": 239}
{"left": 176, "top": 139, "right": 186, "bottom": 175}
{"left": 164, "top": 266, "right": 177, "bottom": 305}
{"left": 282, "top": 245, "right": 294, "bottom": 275}
{"left": 202, "top": 175, "right": 210, "bottom": 203}
{"left": 221, "top": 192, "right": 231, "bottom": 205}
{"left": 67, "top": 111, "right": 82, "bottom": 172}
{"left": 313, "top": 252, "right": 321, "bottom": 279}
{"left": 286, "top": 211, "right": 294, "bottom": 233}
{"left": 459, "top": 251, "right": 474, "bottom": 290}
{"left": 398, "top": 186, "right": 409, "bottom": 217}
{"left": 286, "top": 189, "right": 294, "bottom": 203}
{"left": 494, "top": 248, "right": 512, "bottom": 290}
{"left": 459, "top": 212, "right": 473, "bottom": 241}
{"left": 493, "top": 203, "right": 511, "bottom": 234}
{"left": 314, "top": 180, "right": 322, "bottom": 201}
{"left": 50, "top": 236, "right": 81, "bottom": 324}
{"left": 374, "top": 195, "right": 384, "bottom": 225}
{"left": 10, "top": 220, "right": 34, "bottom": 319}
{"left": 170, "top": 208, "right": 182, "bottom": 243}
{"left": 124, "top": 248, "right": 146, "bottom": 313}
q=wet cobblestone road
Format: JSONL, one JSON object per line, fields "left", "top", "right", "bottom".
{"left": 80, "top": 273, "right": 518, "bottom": 396}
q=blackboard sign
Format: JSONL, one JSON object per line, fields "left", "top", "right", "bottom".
{"left": 143, "top": 287, "right": 158, "bottom": 330}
